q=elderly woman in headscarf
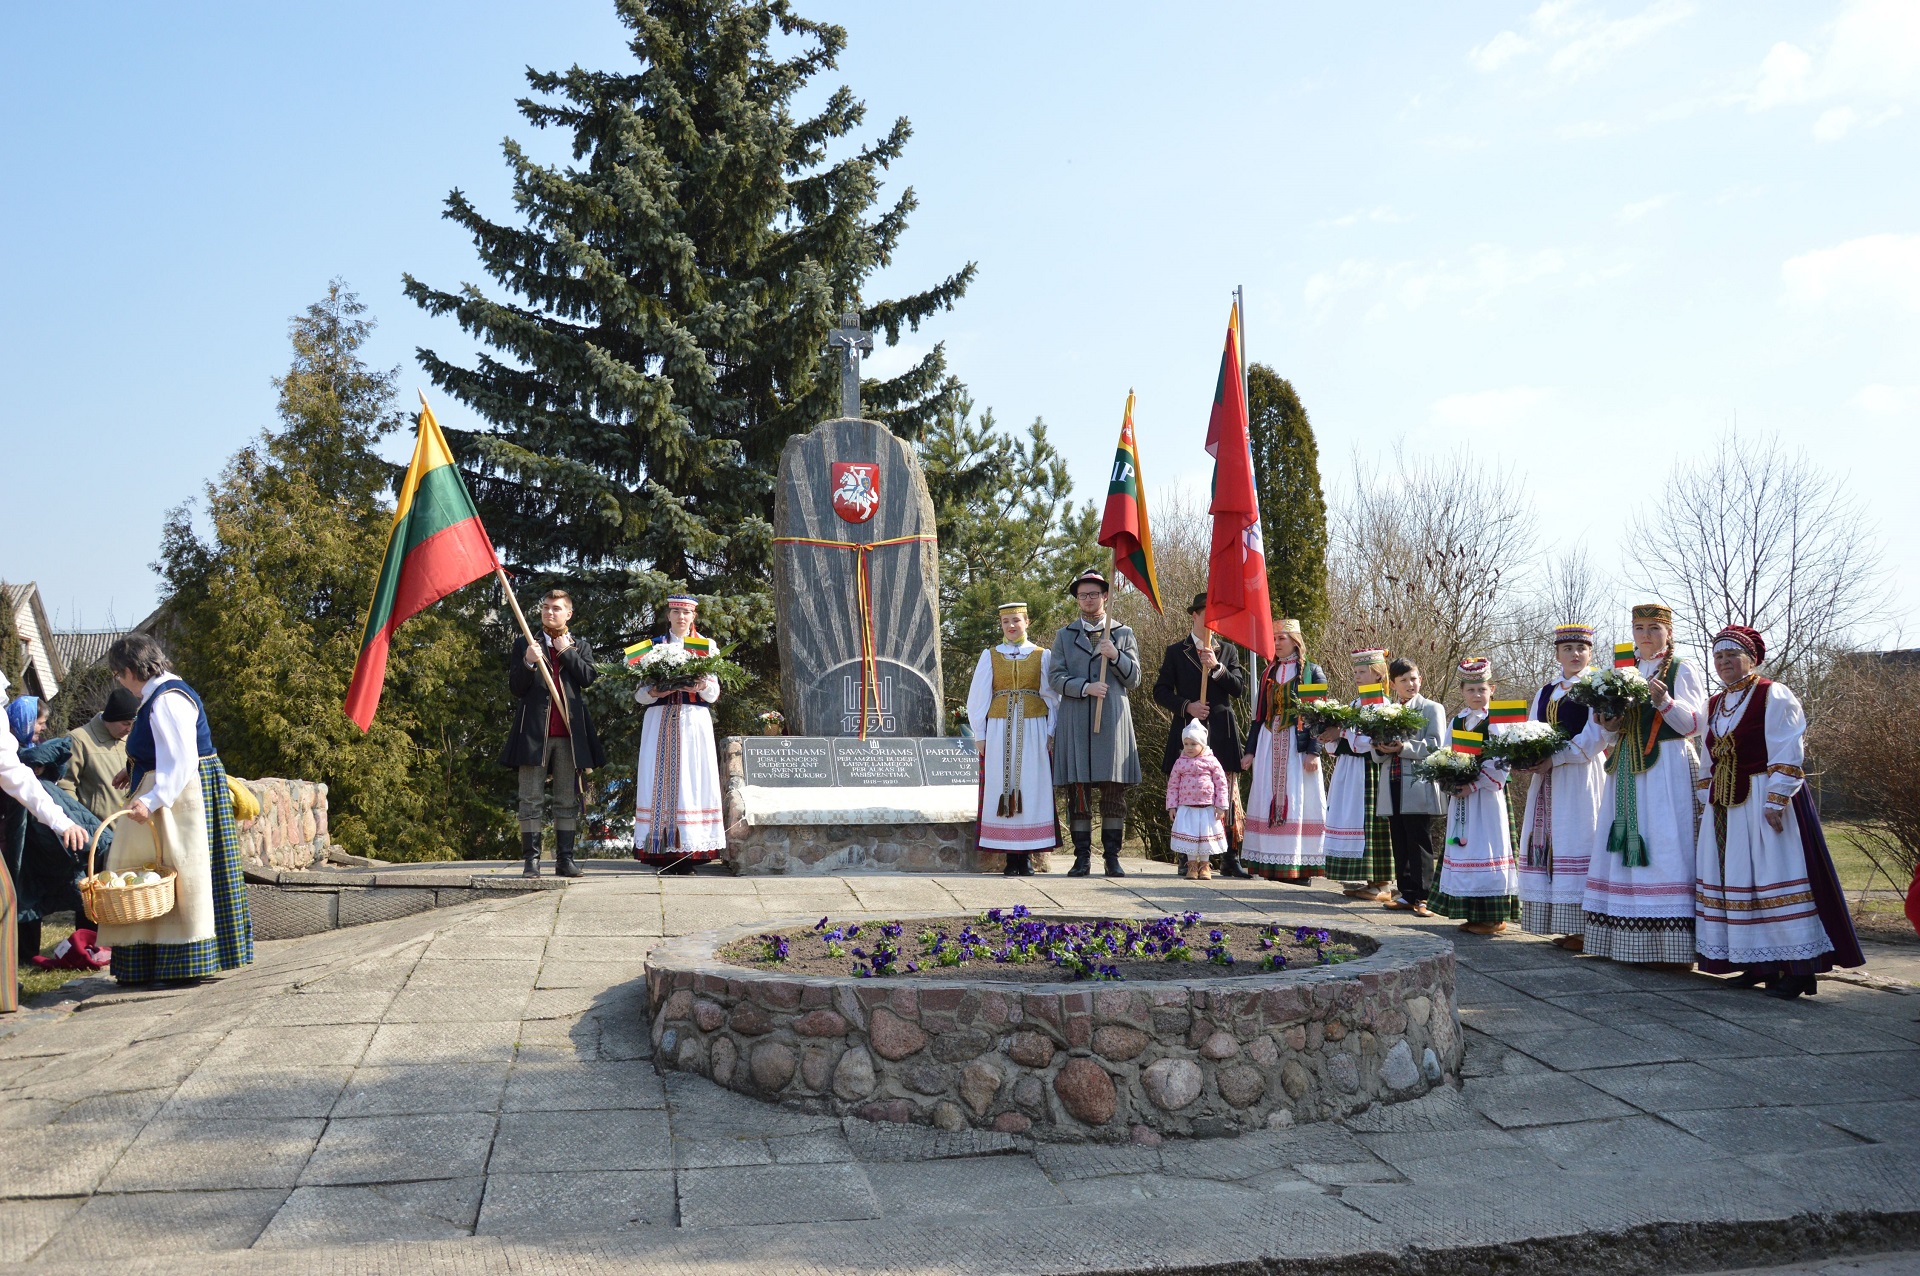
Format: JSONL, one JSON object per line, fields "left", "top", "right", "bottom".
{"left": 1693, "top": 624, "right": 1863, "bottom": 1000}
{"left": 0, "top": 678, "right": 88, "bottom": 1010}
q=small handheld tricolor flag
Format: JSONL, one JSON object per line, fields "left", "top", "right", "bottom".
{"left": 1613, "top": 642, "right": 1637, "bottom": 669}
{"left": 623, "top": 633, "right": 711, "bottom": 667}
{"left": 1357, "top": 682, "right": 1387, "bottom": 706}
{"left": 1098, "top": 391, "right": 1165, "bottom": 614}
{"left": 344, "top": 397, "right": 501, "bottom": 730}
{"left": 1451, "top": 728, "right": 1485, "bottom": 756}
{"left": 1293, "top": 681, "right": 1330, "bottom": 702}
{"left": 1488, "top": 699, "right": 1528, "bottom": 725}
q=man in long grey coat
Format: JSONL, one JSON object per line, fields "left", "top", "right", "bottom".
{"left": 1049, "top": 568, "right": 1142, "bottom": 877}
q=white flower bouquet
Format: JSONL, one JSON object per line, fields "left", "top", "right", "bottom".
{"left": 1412, "top": 747, "right": 1483, "bottom": 793}
{"left": 1295, "top": 697, "right": 1357, "bottom": 734}
{"left": 620, "top": 645, "right": 748, "bottom": 694}
{"left": 1485, "top": 720, "right": 1568, "bottom": 770}
{"left": 1565, "top": 666, "right": 1650, "bottom": 719}
{"left": 1356, "top": 702, "right": 1426, "bottom": 745}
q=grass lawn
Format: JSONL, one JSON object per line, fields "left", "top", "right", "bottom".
{"left": 1823, "top": 821, "right": 1914, "bottom": 894}
{"left": 18, "top": 915, "right": 92, "bottom": 1000}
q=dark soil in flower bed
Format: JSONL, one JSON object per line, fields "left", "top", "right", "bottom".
{"left": 716, "top": 911, "right": 1379, "bottom": 982}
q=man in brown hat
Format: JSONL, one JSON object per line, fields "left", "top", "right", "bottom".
{"left": 1049, "top": 569, "right": 1142, "bottom": 876}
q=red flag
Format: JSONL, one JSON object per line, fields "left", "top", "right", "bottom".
{"left": 1202, "top": 303, "right": 1273, "bottom": 660}
{"left": 1097, "top": 391, "right": 1164, "bottom": 614}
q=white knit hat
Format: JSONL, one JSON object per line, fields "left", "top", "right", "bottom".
{"left": 1181, "top": 719, "right": 1208, "bottom": 745}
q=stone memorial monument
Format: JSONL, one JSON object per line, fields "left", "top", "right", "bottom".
{"left": 718, "top": 315, "right": 999, "bottom": 874}
{"left": 770, "top": 314, "right": 943, "bottom": 738}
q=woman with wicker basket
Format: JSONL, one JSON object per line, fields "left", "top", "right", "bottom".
{"left": 0, "top": 671, "right": 89, "bottom": 1011}
{"left": 92, "top": 635, "right": 253, "bottom": 986}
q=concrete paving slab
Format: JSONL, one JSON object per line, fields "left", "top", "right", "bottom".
{"left": 383, "top": 984, "right": 534, "bottom": 1022}
{"left": 1500, "top": 1024, "right": 1705, "bottom": 1070}
{"left": 201, "top": 1024, "right": 374, "bottom": 1070}
{"left": 535, "top": 960, "right": 648, "bottom": 989}
{"left": 1574, "top": 1060, "right": 1770, "bottom": 1112}
{"left": 423, "top": 932, "right": 550, "bottom": 961}
{"left": 542, "top": 935, "right": 665, "bottom": 962}
{"left": 492, "top": 1108, "right": 673, "bottom": 1173}
{"left": 102, "top": 1117, "right": 325, "bottom": 1191}
{"left": 256, "top": 1178, "right": 485, "bottom": 1248}
{"left": 1511, "top": 1112, "right": 1726, "bottom": 1169}
{"left": 241, "top": 992, "right": 397, "bottom": 1027}
{"left": 162, "top": 1066, "right": 353, "bottom": 1120}
{"left": 766, "top": 1131, "right": 855, "bottom": 1163}
{"left": 1056, "top": 1172, "right": 1264, "bottom": 1205}
{"left": 361, "top": 1020, "right": 520, "bottom": 1066}
{"left": 403, "top": 958, "right": 540, "bottom": 988}
{"left": 1665, "top": 1105, "right": 1874, "bottom": 1155}
{"left": 49, "top": 1087, "right": 175, "bottom": 1126}
{"left": 502, "top": 1060, "right": 665, "bottom": 1111}
{"left": 0, "top": 1198, "right": 86, "bottom": 1263}
{"left": 331, "top": 1062, "right": 513, "bottom": 1117}
{"left": 32, "top": 1188, "right": 287, "bottom": 1260}
{"left": 865, "top": 1156, "right": 1067, "bottom": 1216}
{"left": 476, "top": 1170, "right": 677, "bottom": 1235}
{"left": 1463, "top": 1071, "right": 1639, "bottom": 1127}
{"left": 676, "top": 1162, "right": 880, "bottom": 1228}
{"left": 1702, "top": 1053, "right": 1912, "bottom": 1107}
{"left": 1801, "top": 1098, "right": 1920, "bottom": 1145}
{"left": 671, "top": 1134, "right": 776, "bottom": 1169}
{"left": 299, "top": 1112, "right": 497, "bottom": 1185}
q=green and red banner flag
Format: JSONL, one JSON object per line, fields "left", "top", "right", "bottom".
{"left": 1488, "top": 699, "right": 1528, "bottom": 725}
{"left": 1202, "top": 302, "right": 1274, "bottom": 659}
{"left": 1097, "top": 391, "right": 1164, "bottom": 614}
{"left": 1356, "top": 682, "right": 1387, "bottom": 706}
{"left": 1613, "top": 642, "right": 1637, "bottom": 669}
{"left": 622, "top": 632, "right": 711, "bottom": 667}
{"left": 1451, "top": 728, "right": 1485, "bottom": 756}
{"left": 344, "top": 397, "right": 500, "bottom": 730}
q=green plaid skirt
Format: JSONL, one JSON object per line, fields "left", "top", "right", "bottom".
{"left": 1429, "top": 889, "right": 1521, "bottom": 923}
{"left": 111, "top": 756, "right": 253, "bottom": 984}
{"left": 1326, "top": 755, "right": 1394, "bottom": 882}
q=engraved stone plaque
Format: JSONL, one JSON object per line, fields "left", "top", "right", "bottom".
{"left": 917, "top": 737, "right": 979, "bottom": 786}
{"left": 739, "top": 737, "right": 835, "bottom": 787}
{"left": 830, "top": 737, "right": 925, "bottom": 787}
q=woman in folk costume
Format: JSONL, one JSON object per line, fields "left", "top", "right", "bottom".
{"left": 1579, "top": 602, "right": 1705, "bottom": 965}
{"left": 632, "top": 596, "right": 725, "bottom": 874}
{"left": 0, "top": 671, "right": 89, "bottom": 1010}
{"left": 1516, "top": 624, "right": 1609, "bottom": 945}
{"left": 100, "top": 634, "right": 253, "bottom": 985}
{"left": 1167, "top": 720, "right": 1231, "bottom": 879}
{"left": 966, "top": 601, "right": 1060, "bottom": 877}
{"left": 1430, "top": 657, "right": 1520, "bottom": 934}
{"left": 1238, "top": 619, "right": 1328, "bottom": 883}
{"left": 1694, "top": 625, "right": 1863, "bottom": 999}
{"left": 1323, "top": 648, "right": 1396, "bottom": 902}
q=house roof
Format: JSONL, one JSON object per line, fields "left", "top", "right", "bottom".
{"left": 4, "top": 581, "right": 66, "bottom": 698}
{"left": 52, "top": 629, "right": 128, "bottom": 672}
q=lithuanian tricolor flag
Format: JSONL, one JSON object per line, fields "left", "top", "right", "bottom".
{"left": 1356, "top": 682, "right": 1387, "bottom": 706}
{"left": 1451, "top": 728, "right": 1485, "bottom": 756}
{"left": 1097, "top": 391, "right": 1164, "bottom": 614}
{"left": 1488, "top": 699, "right": 1528, "bottom": 725}
{"left": 1613, "top": 642, "right": 1637, "bottom": 669}
{"left": 344, "top": 397, "right": 500, "bottom": 730}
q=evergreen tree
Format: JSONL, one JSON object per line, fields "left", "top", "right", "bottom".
{"left": 918, "top": 402, "right": 1100, "bottom": 715}
{"left": 1247, "top": 364, "right": 1329, "bottom": 649}
{"left": 403, "top": 0, "right": 973, "bottom": 679}
{"left": 158, "top": 284, "right": 514, "bottom": 861}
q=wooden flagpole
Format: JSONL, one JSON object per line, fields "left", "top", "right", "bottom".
{"left": 1091, "top": 613, "right": 1112, "bottom": 733}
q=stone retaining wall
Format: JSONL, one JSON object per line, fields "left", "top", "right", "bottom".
{"left": 645, "top": 915, "right": 1461, "bottom": 1141}
{"left": 234, "top": 778, "right": 333, "bottom": 871}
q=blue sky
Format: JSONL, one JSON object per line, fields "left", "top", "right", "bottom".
{"left": 5, "top": 1, "right": 1915, "bottom": 642}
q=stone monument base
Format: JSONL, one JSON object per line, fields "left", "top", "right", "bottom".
{"left": 720, "top": 736, "right": 1015, "bottom": 875}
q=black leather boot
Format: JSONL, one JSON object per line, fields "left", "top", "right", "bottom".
{"left": 1067, "top": 830, "right": 1092, "bottom": 877}
{"left": 1018, "top": 854, "right": 1036, "bottom": 876}
{"left": 1220, "top": 850, "right": 1253, "bottom": 879}
{"left": 554, "top": 829, "right": 583, "bottom": 878}
{"left": 1002, "top": 853, "right": 1025, "bottom": 876}
{"left": 521, "top": 831, "right": 541, "bottom": 877}
{"left": 1101, "top": 828, "right": 1127, "bottom": 878}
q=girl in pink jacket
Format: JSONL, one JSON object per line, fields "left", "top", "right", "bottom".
{"left": 1167, "top": 720, "right": 1231, "bottom": 879}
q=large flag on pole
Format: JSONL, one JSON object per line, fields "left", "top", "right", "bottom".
{"left": 1202, "top": 301, "right": 1274, "bottom": 659}
{"left": 1097, "top": 390, "right": 1164, "bottom": 614}
{"left": 344, "top": 397, "right": 502, "bottom": 730}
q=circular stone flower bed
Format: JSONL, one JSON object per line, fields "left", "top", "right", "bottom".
{"left": 646, "top": 911, "right": 1461, "bottom": 1142}
{"left": 717, "top": 911, "right": 1379, "bottom": 982}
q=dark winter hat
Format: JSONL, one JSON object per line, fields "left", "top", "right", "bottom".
{"left": 103, "top": 686, "right": 141, "bottom": 723}
{"left": 1068, "top": 568, "right": 1110, "bottom": 597}
{"left": 1188, "top": 591, "right": 1208, "bottom": 615}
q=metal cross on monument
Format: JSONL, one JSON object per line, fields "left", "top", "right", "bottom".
{"left": 827, "top": 311, "right": 873, "bottom": 419}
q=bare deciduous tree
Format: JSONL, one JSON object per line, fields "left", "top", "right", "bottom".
{"left": 1325, "top": 450, "right": 1540, "bottom": 703}
{"left": 1627, "top": 431, "right": 1885, "bottom": 680}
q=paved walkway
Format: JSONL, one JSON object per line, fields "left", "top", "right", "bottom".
{"left": 2, "top": 862, "right": 1917, "bottom": 1274}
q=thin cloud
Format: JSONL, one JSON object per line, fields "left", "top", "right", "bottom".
{"left": 1746, "top": 0, "right": 1920, "bottom": 139}
{"left": 1782, "top": 233, "right": 1920, "bottom": 312}
{"left": 1616, "top": 193, "right": 1675, "bottom": 222}
{"left": 1467, "top": 0, "right": 1695, "bottom": 79}
{"left": 1317, "top": 206, "right": 1414, "bottom": 229}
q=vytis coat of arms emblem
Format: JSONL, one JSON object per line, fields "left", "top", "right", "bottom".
{"left": 830, "top": 461, "right": 881, "bottom": 524}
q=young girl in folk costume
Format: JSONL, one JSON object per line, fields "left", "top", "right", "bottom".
{"left": 1323, "top": 649, "right": 1395, "bottom": 902}
{"left": 966, "top": 602, "right": 1060, "bottom": 877}
{"left": 1430, "top": 657, "right": 1520, "bottom": 934}
{"left": 1168, "top": 720, "right": 1231, "bottom": 879}
{"left": 1579, "top": 602, "right": 1706, "bottom": 965}
{"left": 99, "top": 634, "right": 254, "bottom": 985}
{"left": 631, "top": 596, "right": 725, "bottom": 874}
{"left": 1693, "top": 625, "right": 1863, "bottom": 999}
{"left": 1517, "top": 624, "right": 1609, "bottom": 945}
{"left": 1239, "top": 619, "right": 1328, "bottom": 884}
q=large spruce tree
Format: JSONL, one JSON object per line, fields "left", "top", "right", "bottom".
{"left": 1247, "top": 364, "right": 1329, "bottom": 649}
{"left": 404, "top": 0, "right": 973, "bottom": 663}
